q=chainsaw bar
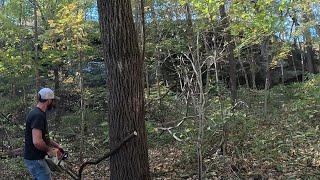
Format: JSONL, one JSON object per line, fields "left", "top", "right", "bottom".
{"left": 45, "top": 152, "right": 79, "bottom": 180}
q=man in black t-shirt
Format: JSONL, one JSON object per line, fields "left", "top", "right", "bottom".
{"left": 24, "top": 88, "right": 63, "bottom": 180}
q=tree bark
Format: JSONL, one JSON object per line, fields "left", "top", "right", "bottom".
{"left": 97, "top": 0, "right": 150, "bottom": 179}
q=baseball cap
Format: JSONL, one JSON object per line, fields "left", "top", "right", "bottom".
{"left": 38, "top": 88, "right": 60, "bottom": 100}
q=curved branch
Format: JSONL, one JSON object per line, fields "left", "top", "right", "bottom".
{"left": 77, "top": 131, "right": 138, "bottom": 179}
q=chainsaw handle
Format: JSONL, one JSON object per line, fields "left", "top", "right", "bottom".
{"left": 58, "top": 151, "right": 69, "bottom": 165}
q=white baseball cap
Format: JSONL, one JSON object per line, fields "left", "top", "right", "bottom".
{"left": 38, "top": 88, "right": 60, "bottom": 100}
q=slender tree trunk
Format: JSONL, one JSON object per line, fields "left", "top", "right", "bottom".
{"left": 189, "top": 32, "right": 205, "bottom": 180}
{"left": 185, "top": 0, "right": 193, "bottom": 47}
{"left": 205, "top": 64, "right": 211, "bottom": 92}
{"left": 261, "top": 37, "right": 271, "bottom": 120}
{"left": 219, "top": 2, "right": 236, "bottom": 158}
{"left": 291, "top": 42, "right": 299, "bottom": 81}
{"left": 249, "top": 47, "right": 257, "bottom": 89}
{"left": 212, "top": 37, "right": 226, "bottom": 155}
{"left": 297, "top": 40, "right": 305, "bottom": 82}
{"left": 238, "top": 54, "right": 249, "bottom": 88}
{"left": 219, "top": 2, "right": 237, "bottom": 106}
{"left": 79, "top": 60, "right": 85, "bottom": 163}
{"left": 197, "top": 33, "right": 204, "bottom": 180}
{"left": 203, "top": 33, "right": 211, "bottom": 92}
{"left": 97, "top": 1, "right": 150, "bottom": 179}
{"left": 280, "top": 61, "right": 284, "bottom": 85}
{"left": 34, "top": 2, "right": 40, "bottom": 89}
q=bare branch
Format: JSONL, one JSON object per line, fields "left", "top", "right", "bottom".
{"left": 156, "top": 115, "right": 198, "bottom": 141}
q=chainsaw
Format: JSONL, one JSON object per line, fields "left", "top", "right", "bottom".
{"left": 45, "top": 131, "right": 137, "bottom": 180}
{"left": 45, "top": 151, "right": 80, "bottom": 179}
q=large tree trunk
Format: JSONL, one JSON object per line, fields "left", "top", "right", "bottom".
{"left": 97, "top": 0, "right": 150, "bottom": 179}
{"left": 219, "top": 2, "right": 237, "bottom": 106}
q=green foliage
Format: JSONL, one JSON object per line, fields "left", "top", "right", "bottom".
{"left": 288, "top": 73, "right": 320, "bottom": 118}
{"left": 42, "top": 2, "right": 94, "bottom": 67}
{"left": 0, "top": 0, "right": 320, "bottom": 179}
{"left": 146, "top": 74, "right": 320, "bottom": 178}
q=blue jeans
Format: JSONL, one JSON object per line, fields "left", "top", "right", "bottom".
{"left": 24, "top": 159, "right": 52, "bottom": 180}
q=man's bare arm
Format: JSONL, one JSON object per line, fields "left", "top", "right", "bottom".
{"left": 32, "top": 129, "right": 50, "bottom": 152}
{"left": 32, "top": 129, "right": 63, "bottom": 158}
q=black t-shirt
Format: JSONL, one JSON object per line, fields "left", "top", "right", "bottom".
{"left": 24, "top": 107, "right": 50, "bottom": 160}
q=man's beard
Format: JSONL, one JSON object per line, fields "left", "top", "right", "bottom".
{"left": 47, "top": 102, "right": 56, "bottom": 111}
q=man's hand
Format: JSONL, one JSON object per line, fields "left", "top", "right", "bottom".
{"left": 47, "top": 147, "right": 63, "bottom": 159}
{"left": 49, "top": 139, "right": 64, "bottom": 153}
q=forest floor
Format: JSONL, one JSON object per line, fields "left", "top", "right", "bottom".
{"left": 1, "top": 75, "right": 320, "bottom": 179}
